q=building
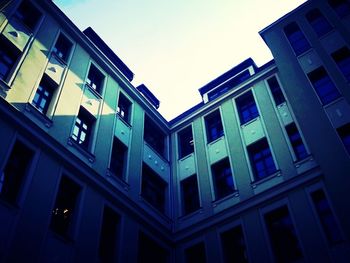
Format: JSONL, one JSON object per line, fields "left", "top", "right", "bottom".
{"left": 0, "top": 0, "right": 350, "bottom": 262}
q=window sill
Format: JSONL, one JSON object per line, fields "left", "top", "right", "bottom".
{"left": 49, "top": 229, "right": 74, "bottom": 244}
{"left": 240, "top": 116, "right": 260, "bottom": 127}
{"left": 178, "top": 207, "right": 203, "bottom": 221}
{"left": 294, "top": 154, "right": 313, "bottom": 167}
{"left": 116, "top": 112, "right": 132, "bottom": 128}
{"left": 67, "top": 137, "right": 95, "bottom": 163}
{"left": 178, "top": 152, "right": 195, "bottom": 162}
{"left": 0, "top": 78, "right": 10, "bottom": 97}
{"left": 106, "top": 169, "right": 130, "bottom": 191}
{"left": 207, "top": 135, "right": 224, "bottom": 145}
{"left": 25, "top": 103, "right": 53, "bottom": 128}
{"left": 323, "top": 96, "right": 343, "bottom": 109}
{"left": 212, "top": 190, "right": 239, "bottom": 207}
{"left": 296, "top": 47, "right": 313, "bottom": 58}
{"left": 139, "top": 195, "right": 171, "bottom": 222}
{"left": 51, "top": 52, "right": 68, "bottom": 67}
{"left": 144, "top": 142, "right": 169, "bottom": 163}
{"left": 85, "top": 83, "right": 103, "bottom": 99}
{"left": 251, "top": 170, "right": 282, "bottom": 188}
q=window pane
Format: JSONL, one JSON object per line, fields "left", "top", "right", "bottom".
{"left": 332, "top": 47, "right": 350, "bottom": 82}
{"left": 236, "top": 91, "right": 259, "bottom": 125}
{"left": 181, "top": 174, "right": 200, "bottom": 215}
{"left": 221, "top": 225, "right": 248, "bottom": 263}
{"left": 337, "top": 123, "right": 350, "bottom": 154}
{"left": 211, "top": 158, "right": 235, "bottom": 199}
{"left": 205, "top": 110, "right": 224, "bottom": 143}
{"left": 286, "top": 123, "right": 308, "bottom": 160}
{"left": 306, "top": 9, "right": 332, "bottom": 37}
{"left": 178, "top": 126, "right": 194, "bottom": 158}
{"left": 284, "top": 22, "right": 310, "bottom": 55}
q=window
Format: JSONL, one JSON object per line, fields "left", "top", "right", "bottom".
{"left": 331, "top": 46, "right": 350, "bottom": 82}
{"left": 99, "top": 206, "right": 119, "bottom": 263}
{"left": 141, "top": 163, "right": 167, "bottom": 213}
{"left": 306, "top": 9, "right": 332, "bottom": 37}
{"left": 52, "top": 33, "right": 73, "bottom": 63}
{"left": 144, "top": 115, "right": 167, "bottom": 158}
{"left": 247, "top": 138, "right": 276, "bottom": 181}
{"left": 307, "top": 67, "right": 341, "bottom": 105}
{"left": 0, "top": 140, "right": 33, "bottom": 204}
{"left": 185, "top": 242, "right": 206, "bottom": 263}
{"left": 264, "top": 206, "right": 303, "bottom": 263}
{"left": 72, "top": 107, "right": 95, "bottom": 150}
{"left": 285, "top": 123, "right": 308, "bottom": 161}
{"left": 284, "top": 22, "right": 310, "bottom": 56}
{"left": 178, "top": 126, "right": 194, "bottom": 159}
{"left": 220, "top": 225, "right": 248, "bottom": 263}
{"left": 204, "top": 110, "right": 224, "bottom": 143}
{"left": 117, "top": 93, "right": 132, "bottom": 124}
{"left": 109, "top": 137, "right": 127, "bottom": 179}
{"left": 236, "top": 91, "right": 259, "bottom": 125}
{"left": 32, "top": 74, "right": 57, "bottom": 114}
{"left": 137, "top": 232, "right": 168, "bottom": 263}
{"left": 211, "top": 158, "right": 235, "bottom": 200}
{"left": 181, "top": 175, "right": 200, "bottom": 215}
{"left": 337, "top": 123, "right": 350, "bottom": 154}
{"left": 267, "top": 76, "right": 285, "bottom": 106}
{"left": 50, "top": 176, "right": 81, "bottom": 238}
{"left": 14, "top": 0, "right": 42, "bottom": 31}
{"left": 328, "top": 0, "right": 350, "bottom": 18}
{"left": 310, "top": 189, "right": 342, "bottom": 244}
{"left": 0, "top": 36, "right": 20, "bottom": 81}
{"left": 86, "top": 64, "right": 104, "bottom": 94}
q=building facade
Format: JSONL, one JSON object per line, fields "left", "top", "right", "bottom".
{"left": 0, "top": 0, "right": 350, "bottom": 262}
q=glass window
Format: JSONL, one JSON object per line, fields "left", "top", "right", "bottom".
{"left": 109, "top": 137, "right": 128, "bottom": 179}
{"left": 204, "top": 110, "right": 224, "bottom": 143}
{"left": 337, "top": 122, "right": 350, "bottom": 154}
{"left": 306, "top": 8, "right": 332, "bottom": 37}
{"left": 220, "top": 225, "right": 248, "bottom": 263}
{"left": 86, "top": 64, "right": 104, "bottom": 94}
{"left": 14, "top": 0, "right": 42, "bottom": 31}
{"left": 267, "top": 76, "right": 286, "bottom": 106}
{"left": 285, "top": 123, "right": 308, "bottom": 161}
{"left": 52, "top": 33, "right": 73, "bottom": 63}
{"left": 185, "top": 242, "right": 206, "bottom": 263}
{"left": 72, "top": 108, "right": 95, "bottom": 150}
{"left": 211, "top": 158, "right": 235, "bottom": 200}
{"left": 284, "top": 22, "right": 311, "bottom": 56}
{"left": 137, "top": 232, "right": 168, "bottom": 263}
{"left": 331, "top": 46, "right": 350, "bottom": 82}
{"left": 178, "top": 126, "right": 194, "bottom": 159}
{"left": 117, "top": 93, "right": 132, "bottom": 124}
{"left": 0, "top": 36, "right": 20, "bottom": 81}
{"left": 32, "top": 75, "right": 57, "bottom": 114}
{"left": 181, "top": 174, "right": 200, "bottom": 215}
{"left": 144, "top": 115, "right": 167, "bottom": 158}
{"left": 236, "top": 91, "right": 259, "bottom": 125}
{"left": 328, "top": 0, "right": 350, "bottom": 18}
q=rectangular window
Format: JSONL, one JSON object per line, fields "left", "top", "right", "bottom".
{"left": 52, "top": 33, "right": 73, "bottom": 63}
{"left": 99, "top": 206, "right": 119, "bottom": 263}
{"left": 0, "top": 36, "right": 20, "bottom": 81}
{"left": 247, "top": 138, "right": 276, "bottom": 181}
{"left": 137, "top": 232, "right": 168, "bottom": 263}
{"left": 310, "top": 189, "right": 342, "bottom": 244}
{"left": 267, "top": 76, "right": 285, "bottom": 106}
{"left": 211, "top": 158, "right": 235, "bottom": 200}
{"left": 72, "top": 107, "right": 95, "bottom": 150}
{"left": 205, "top": 109, "right": 224, "bottom": 143}
{"left": 32, "top": 74, "right": 57, "bottom": 114}
{"left": 50, "top": 176, "right": 81, "bottom": 238}
{"left": 117, "top": 93, "right": 132, "bottom": 124}
{"left": 307, "top": 66, "right": 341, "bottom": 105}
{"left": 284, "top": 22, "right": 311, "bottom": 56}
{"left": 328, "top": 0, "right": 350, "bottom": 18}
{"left": 14, "top": 0, "right": 42, "bottom": 31}
{"left": 220, "top": 225, "right": 248, "bottom": 263}
{"left": 185, "top": 242, "right": 206, "bottom": 263}
{"left": 0, "top": 140, "right": 33, "bottom": 204}
{"left": 331, "top": 46, "right": 350, "bottom": 82}
{"left": 181, "top": 174, "right": 200, "bottom": 215}
{"left": 285, "top": 123, "right": 308, "bottom": 161}
{"left": 144, "top": 115, "right": 167, "bottom": 158}
{"left": 109, "top": 137, "right": 128, "bottom": 179}
{"left": 141, "top": 163, "right": 167, "bottom": 213}
{"left": 264, "top": 206, "right": 303, "bottom": 263}
{"left": 337, "top": 123, "right": 350, "bottom": 154}
{"left": 236, "top": 91, "right": 259, "bottom": 125}
{"left": 306, "top": 8, "right": 332, "bottom": 37}
{"left": 178, "top": 126, "right": 194, "bottom": 159}
{"left": 86, "top": 64, "right": 104, "bottom": 94}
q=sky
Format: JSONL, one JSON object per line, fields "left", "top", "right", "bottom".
{"left": 53, "top": 0, "right": 307, "bottom": 121}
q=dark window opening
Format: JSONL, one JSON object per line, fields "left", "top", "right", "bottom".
{"left": 284, "top": 22, "right": 311, "bottom": 56}
{"left": 178, "top": 126, "right": 194, "bottom": 159}
{"left": 181, "top": 174, "right": 200, "bottom": 215}
{"left": 72, "top": 107, "right": 95, "bottom": 150}
{"left": 267, "top": 76, "right": 286, "bottom": 106}
{"left": 285, "top": 123, "right": 308, "bottom": 161}
{"left": 221, "top": 225, "right": 248, "bottom": 263}
{"left": 204, "top": 110, "right": 224, "bottom": 143}
{"left": 185, "top": 242, "right": 206, "bottom": 263}
{"left": 331, "top": 46, "right": 350, "bottom": 82}
{"left": 86, "top": 64, "right": 104, "bottom": 94}
{"left": 137, "top": 232, "right": 168, "bottom": 263}
{"left": 117, "top": 93, "right": 132, "bottom": 124}
{"left": 32, "top": 74, "right": 57, "bottom": 114}
{"left": 306, "top": 8, "right": 332, "bottom": 37}
{"left": 211, "top": 158, "right": 235, "bottom": 200}
{"left": 109, "top": 137, "right": 127, "bottom": 179}
{"left": 14, "top": 0, "right": 42, "bottom": 31}
{"left": 52, "top": 33, "right": 73, "bottom": 63}
{"left": 328, "top": 0, "right": 350, "bottom": 18}
{"left": 0, "top": 36, "right": 20, "bottom": 81}
{"left": 337, "top": 122, "right": 350, "bottom": 154}
{"left": 236, "top": 91, "right": 259, "bottom": 125}
{"left": 144, "top": 115, "right": 167, "bottom": 158}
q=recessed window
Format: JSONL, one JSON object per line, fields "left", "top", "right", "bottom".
{"left": 72, "top": 107, "right": 95, "bottom": 150}
{"left": 307, "top": 67, "right": 341, "bottom": 105}
{"left": 284, "top": 22, "right": 311, "bottom": 56}
{"left": 144, "top": 115, "right": 167, "bottom": 158}
{"left": 32, "top": 74, "right": 57, "bottom": 115}
{"left": 99, "top": 206, "right": 119, "bottom": 263}
{"left": 117, "top": 93, "right": 132, "bottom": 124}
{"left": 247, "top": 138, "right": 276, "bottom": 181}
{"left": 185, "top": 242, "right": 206, "bottom": 263}
{"left": 50, "top": 176, "right": 81, "bottom": 238}
{"left": 306, "top": 8, "right": 332, "bottom": 37}
{"left": 0, "top": 36, "right": 20, "bottom": 81}
{"left": 86, "top": 64, "right": 104, "bottom": 94}
{"left": 181, "top": 174, "right": 200, "bottom": 215}
{"left": 141, "top": 163, "right": 167, "bottom": 213}
{"left": 220, "top": 225, "right": 248, "bottom": 263}
{"left": 328, "top": 0, "right": 350, "bottom": 18}
{"left": 204, "top": 110, "right": 224, "bottom": 143}
{"left": 264, "top": 206, "right": 303, "bottom": 263}
{"left": 0, "top": 140, "right": 33, "bottom": 205}
{"left": 331, "top": 46, "right": 350, "bottom": 82}
{"left": 211, "top": 158, "right": 235, "bottom": 200}
{"left": 14, "top": 0, "right": 42, "bottom": 31}
{"left": 137, "top": 232, "right": 168, "bottom": 263}
{"left": 267, "top": 76, "right": 285, "bottom": 106}
{"left": 109, "top": 137, "right": 128, "bottom": 179}
{"left": 178, "top": 126, "right": 194, "bottom": 159}
{"left": 310, "top": 189, "right": 342, "bottom": 245}
{"left": 337, "top": 122, "right": 350, "bottom": 154}
{"left": 52, "top": 33, "right": 73, "bottom": 63}
{"left": 285, "top": 123, "right": 308, "bottom": 161}
{"left": 236, "top": 91, "right": 259, "bottom": 125}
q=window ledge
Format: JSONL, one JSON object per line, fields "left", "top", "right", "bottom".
{"left": 25, "top": 103, "right": 53, "bottom": 128}
{"left": 212, "top": 191, "right": 239, "bottom": 207}
{"left": 116, "top": 113, "right": 132, "bottom": 128}
{"left": 178, "top": 207, "right": 204, "bottom": 221}
{"left": 85, "top": 83, "right": 103, "bottom": 99}
{"left": 51, "top": 52, "right": 68, "bottom": 67}
{"left": 139, "top": 195, "right": 171, "bottom": 222}
{"left": 207, "top": 135, "right": 225, "bottom": 145}
{"left": 241, "top": 116, "right": 260, "bottom": 128}
{"left": 106, "top": 169, "right": 130, "bottom": 191}
{"left": 276, "top": 101, "right": 287, "bottom": 108}
{"left": 49, "top": 229, "right": 74, "bottom": 244}
{"left": 67, "top": 137, "right": 95, "bottom": 163}
{"left": 294, "top": 154, "right": 313, "bottom": 167}
{"left": 178, "top": 152, "right": 195, "bottom": 162}
{"left": 251, "top": 170, "right": 282, "bottom": 188}
{"left": 0, "top": 78, "right": 10, "bottom": 97}
{"left": 323, "top": 96, "right": 344, "bottom": 109}
{"left": 144, "top": 142, "right": 169, "bottom": 163}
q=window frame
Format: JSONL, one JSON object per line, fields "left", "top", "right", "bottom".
{"left": 71, "top": 107, "right": 96, "bottom": 151}
{"left": 284, "top": 22, "right": 311, "bottom": 56}
{"left": 235, "top": 90, "right": 260, "bottom": 125}
{"left": 331, "top": 46, "right": 350, "bottom": 82}
{"left": 177, "top": 125, "right": 195, "bottom": 159}
{"left": 336, "top": 122, "right": 350, "bottom": 155}
{"left": 85, "top": 62, "right": 106, "bottom": 96}
{"left": 285, "top": 122, "right": 309, "bottom": 161}
{"left": 180, "top": 174, "right": 200, "bottom": 215}
{"left": 306, "top": 8, "right": 333, "bottom": 37}
{"left": 109, "top": 136, "right": 128, "bottom": 180}
{"left": 0, "top": 35, "right": 21, "bottom": 83}
{"left": 266, "top": 75, "right": 286, "bottom": 106}
{"left": 117, "top": 92, "right": 133, "bottom": 125}
{"left": 144, "top": 115, "right": 168, "bottom": 159}
{"left": 204, "top": 109, "right": 224, "bottom": 143}
{"left": 51, "top": 32, "right": 74, "bottom": 64}
{"left": 210, "top": 158, "right": 235, "bottom": 200}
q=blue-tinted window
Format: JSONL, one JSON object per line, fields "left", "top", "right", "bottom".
{"left": 307, "top": 67, "right": 341, "bottom": 105}
{"left": 328, "top": 0, "right": 350, "bottom": 18}
{"left": 178, "top": 126, "right": 194, "bottom": 159}
{"left": 332, "top": 47, "right": 350, "bottom": 82}
{"left": 181, "top": 174, "right": 200, "bottom": 215}
{"left": 53, "top": 33, "right": 73, "bottom": 63}
{"left": 72, "top": 108, "right": 95, "bottom": 150}
{"left": 117, "top": 93, "right": 132, "bottom": 124}
{"left": 284, "top": 22, "right": 311, "bottom": 56}
{"left": 221, "top": 225, "right": 248, "bottom": 263}
{"left": 144, "top": 115, "right": 167, "bottom": 158}
{"left": 236, "top": 91, "right": 259, "bottom": 125}
{"left": 267, "top": 76, "right": 286, "bottom": 106}
{"left": 205, "top": 110, "right": 224, "bottom": 143}
{"left": 0, "top": 36, "right": 20, "bottom": 81}
{"left": 211, "top": 158, "right": 235, "bottom": 200}
{"left": 32, "top": 75, "right": 56, "bottom": 114}
{"left": 86, "top": 64, "right": 104, "bottom": 94}
{"left": 337, "top": 123, "right": 350, "bottom": 154}
{"left": 286, "top": 123, "right": 308, "bottom": 161}
{"left": 306, "top": 9, "right": 332, "bottom": 37}
{"left": 110, "top": 137, "right": 127, "bottom": 179}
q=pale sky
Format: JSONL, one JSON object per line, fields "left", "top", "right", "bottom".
{"left": 53, "top": 0, "right": 307, "bottom": 120}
